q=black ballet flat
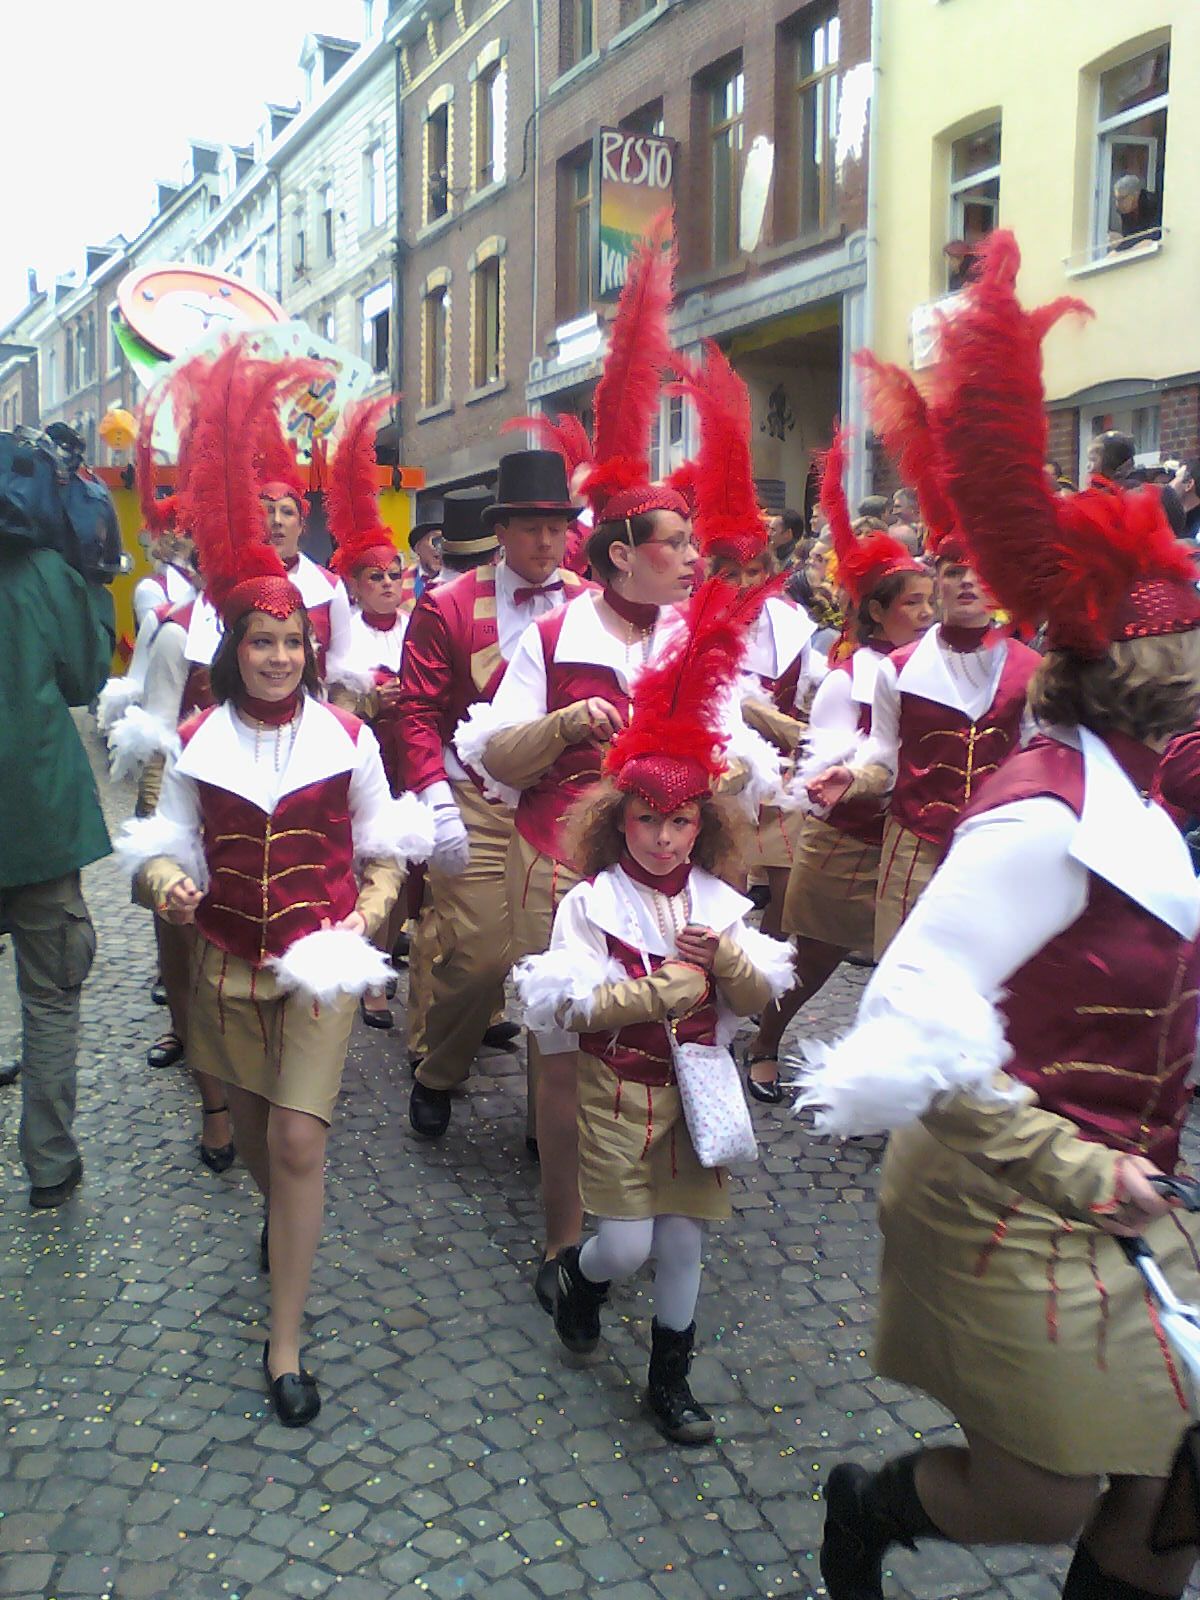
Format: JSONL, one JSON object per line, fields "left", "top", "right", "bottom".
{"left": 147, "top": 1031, "right": 185, "bottom": 1070}
{"left": 199, "top": 1107, "right": 236, "bottom": 1173}
{"left": 359, "top": 997, "right": 394, "bottom": 1030}
{"left": 744, "top": 1052, "right": 785, "bottom": 1105}
{"left": 262, "top": 1342, "right": 320, "bottom": 1428}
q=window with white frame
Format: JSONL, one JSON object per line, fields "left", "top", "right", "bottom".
{"left": 320, "top": 183, "right": 336, "bottom": 259}
{"left": 360, "top": 282, "right": 391, "bottom": 375}
{"left": 318, "top": 310, "right": 335, "bottom": 343}
{"left": 363, "top": 145, "right": 386, "bottom": 231}
{"left": 947, "top": 121, "right": 1000, "bottom": 290}
{"left": 471, "top": 248, "right": 503, "bottom": 388}
{"left": 1081, "top": 397, "right": 1160, "bottom": 481}
{"left": 292, "top": 212, "right": 307, "bottom": 276}
{"left": 422, "top": 281, "right": 450, "bottom": 409}
{"left": 1094, "top": 43, "right": 1168, "bottom": 258}
{"left": 46, "top": 349, "right": 57, "bottom": 404}
{"left": 426, "top": 103, "right": 451, "bottom": 222}
{"left": 474, "top": 57, "right": 508, "bottom": 190}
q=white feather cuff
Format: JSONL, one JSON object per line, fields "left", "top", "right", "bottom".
{"left": 514, "top": 949, "right": 628, "bottom": 1033}
{"left": 266, "top": 928, "right": 394, "bottom": 1005}
{"left": 107, "top": 705, "right": 181, "bottom": 780}
{"left": 97, "top": 675, "right": 143, "bottom": 734}
{"left": 781, "top": 724, "right": 865, "bottom": 814}
{"left": 354, "top": 792, "right": 435, "bottom": 866}
{"left": 452, "top": 701, "right": 522, "bottom": 807}
{"left": 732, "top": 925, "right": 795, "bottom": 1000}
{"left": 324, "top": 656, "right": 376, "bottom": 697}
{"left": 114, "top": 815, "right": 209, "bottom": 893}
{"left": 792, "top": 973, "right": 1019, "bottom": 1138}
{"left": 725, "top": 714, "right": 786, "bottom": 814}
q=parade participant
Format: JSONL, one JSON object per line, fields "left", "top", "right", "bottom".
{"left": 398, "top": 507, "right": 443, "bottom": 612}
{"left": 326, "top": 396, "right": 409, "bottom": 1029}
{"left": 256, "top": 401, "right": 353, "bottom": 678}
{"left": 461, "top": 223, "right": 701, "bottom": 1311}
{"left": 801, "top": 233, "right": 1200, "bottom": 1600}
{"left": 132, "top": 531, "right": 196, "bottom": 627}
{"left": 739, "top": 438, "right": 933, "bottom": 1100}
{"left": 515, "top": 578, "right": 792, "bottom": 1442}
{"left": 117, "top": 339, "right": 431, "bottom": 1427}
{"left": 806, "top": 365, "right": 1041, "bottom": 956}
{"left": 394, "top": 457, "right": 589, "bottom": 1141}
{"left": 671, "top": 342, "right": 825, "bottom": 1053}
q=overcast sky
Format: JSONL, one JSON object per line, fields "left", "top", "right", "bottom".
{"left": 0, "top": 0, "right": 365, "bottom": 329}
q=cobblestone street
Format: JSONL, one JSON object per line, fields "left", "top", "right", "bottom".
{"left": 0, "top": 719, "right": 1154, "bottom": 1600}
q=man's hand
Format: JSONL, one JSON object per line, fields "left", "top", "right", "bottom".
{"left": 567, "top": 697, "right": 625, "bottom": 743}
{"left": 806, "top": 764, "right": 854, "bottom": 811}
{"left": 431, "top": 802, "right": 471, "bottom": 875}
{"left": 675, "top": 925, "right": 720, "bottom": 973}
{"left": 161, "top": 876, "right": 202, "bottom": 925}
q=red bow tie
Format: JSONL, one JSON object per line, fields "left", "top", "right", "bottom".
{"left": 513, "top": 579, "right": 564, "bottom": 606}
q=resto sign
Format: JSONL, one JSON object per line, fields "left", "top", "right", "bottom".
{"left": 595, "top": 127, "right": 678, "bottom": 300}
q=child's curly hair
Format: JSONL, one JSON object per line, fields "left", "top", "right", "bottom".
{"left": 562, "top": 779, "right": 750, "bottom": 883}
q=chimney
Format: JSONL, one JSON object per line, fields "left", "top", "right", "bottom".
{"left": 26, "top": 268, "right": 38, "bottom": 300}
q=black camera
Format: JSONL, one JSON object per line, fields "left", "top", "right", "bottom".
{"left": 0, "top": 426, "right": 129, "bottom": 582}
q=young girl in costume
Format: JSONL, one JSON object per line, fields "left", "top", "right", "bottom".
{"left": 118, "top": 341, "right": 432, "bottom": 1428}
{"left": 515, "top": 579, "right": 792, "bottom": 1443}
{"left": 741, "top": 435, "right": 933, "bottom": 1098}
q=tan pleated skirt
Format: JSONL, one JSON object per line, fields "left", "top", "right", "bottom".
{"left": 782, "top": 815, "right": 881, "bottom": 952}
{"left": 874, "top": 817, "right": 941, "bottom": 958}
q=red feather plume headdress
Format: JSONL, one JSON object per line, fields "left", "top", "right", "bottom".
{"left": 254, "top": 382, "right": 311, "bottom": 512}
{"left": 669, "top": 341, "right": 766, "bottom": 567}
{"left": 819, "top": 425, "right": 923, "bottom": 606}
{"left": 175, "top": 338, "right": 326, "bottom": 624}
{"left": 580, "top": 212, "right": 689, "bottom": 527}
{"left": 926, "top": 230, "right": 1200, "bottom": 656}
{"left": 326, "top": 396, "right": 398, "bottom": 578}
{"left": 853, "top": 351, "right": 965, "bottom": 562}
{"left": 135, "top": 368, "right": 202, "bottom": 537}
{"left": 501, "top": 410, "right": 595, "bottom": 485}
{"left": 604, "top": 576, "right": 771, "bottom": 811}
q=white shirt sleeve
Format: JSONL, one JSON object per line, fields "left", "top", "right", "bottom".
{"left": 327, "top": 578, "right": 354, "bottom": 665}
{"left": 485, "top": 618, "right": 550, "bottom": 730}
{"left": 126, "top": 608, "right": 162, "bottom": 691}
{"left": 792, "top": 644, "right": 828, "bottom": 715}
{"left": 133, "top": 575, "right": 164, "bottom": 628}
{"left": 807, "top": 667, "right": 858, "bottom": 739}
{"left": 347, "top": 723, "right": 393, "bottom": 838}
{"left": 856, "top": 655, "right": 901, "bottom": 781}
{"left": 141, "top": 622, "right": 190, "bottom": 728}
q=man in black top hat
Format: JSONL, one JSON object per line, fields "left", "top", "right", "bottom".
{"left": 399, "top": 502, "right": 445, "bottom": 611}
{"left": 391, "top": 454, "right": 590, "bottom": 1138}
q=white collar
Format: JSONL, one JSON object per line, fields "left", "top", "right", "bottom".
{"left": 1071, "top": 727, "right": 1200, "bottom": 939}
{"left": 552, "top": 590, "right": 677, "bottom": 688}
{"left": 850, "top": 644, "right": 887, "bottom": 705}
{"left": 743, "top": 596, "right": 817, "bottom": 679}
{"left": 288, "top": 551, "right": 338, "bottom": 608}
{"left": 183, "top": 595, "right": 223, "bottom": 665}
{"left": 175, "top": 698, "right": 358, "bottom": 814}
{"left": 586, "top": 863, "right": 751, "bottom": 959}
{"left": 895, "top": 624, "right": 1005, "bottom": 716}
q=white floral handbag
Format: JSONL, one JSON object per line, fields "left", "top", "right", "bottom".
{"left": 668, "top": 1025, "right": 759, "bottom": 1168}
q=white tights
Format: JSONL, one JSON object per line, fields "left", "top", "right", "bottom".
{"left": 578, "top": 1214, "right": 704, "bottom": 1331}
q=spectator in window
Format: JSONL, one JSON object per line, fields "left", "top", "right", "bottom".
{"left": 1110, "top": 174, "right": 1162, "bottom": 251}
{"left": 1172, "top": 459, "right": 1200, "bottom": 538}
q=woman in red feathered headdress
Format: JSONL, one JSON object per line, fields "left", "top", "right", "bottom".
{"left": 801, "top": 234, "right": 1200, "bottom": 1600}
{"left": 514, "top": 576, "right": 793, "bottom": 1444}
{"left": 734, "top": 433, "right": 933, "bottom": 1095}
{"left": 115, "top": 337, "right": 433, "bottom": 1430}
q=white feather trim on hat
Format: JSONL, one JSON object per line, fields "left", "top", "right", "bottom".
{"left": 107, "top": 704, "right": 181, "bottom": 780}
{"left": 791, "top": 972, "right": 1020, "bottom": 1138}
{"left": 453, "top": 701, "right": 523, "bottom": 808}
{"left": 732, "top": 924, "right": 795, "bottom": 1000}
{"left": 780, "top": 722, "right": 867, "bottom": 814}
{"left": 97, "top": 675, "right": 144, "bottom": 735}
{"left": 266, "top": 928, "right": 394, "bottom": 1005}
{"left": 114, "top": 814, "right": 209, "bottom": 893}
{"left": 514, "top": 949, "right": 629, "bottom": 1034}
{"left": 354, "top": 792, "right": 436, "bottom": 865}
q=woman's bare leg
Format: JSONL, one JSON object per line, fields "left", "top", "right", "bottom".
{"left": 264, "top": 1105, "right": 328, "bottom": 1379}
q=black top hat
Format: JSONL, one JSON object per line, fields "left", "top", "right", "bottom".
{"left": 410, "top": 496, "right": 444, "bottom": 545}
{"left": 481, "top": 450, "right": 582, "bottom": 528}
{"left": 440, "top": 490, "right": 498, "bottom": 555}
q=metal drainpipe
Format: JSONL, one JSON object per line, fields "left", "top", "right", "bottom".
{"left": 529, "top": 0, "right": 542, "bottom": 388}
{"left": 393, "top": 34, "right": 407, "bottom": 452}
{"left": 857, "top": 0, "right": 883, "bottom": 502}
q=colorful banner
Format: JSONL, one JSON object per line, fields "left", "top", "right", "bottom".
{"left": 595, "top": 128, "right": 678, "bottom": 300}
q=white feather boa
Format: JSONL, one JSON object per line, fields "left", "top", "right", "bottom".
{"left": 733, "top": 924, "right": 795, "bottom": 1000}
{"left": 266, "top": 928, "right": 394, "bottom": 1005}
{"left": 724, "top": 713, "right": 787, "bottom": 816}
{"left": 452, "top": 701, "right": 522, "bottom": 808}
{"left": 107, "top": 705, "right": 180, "bottom": 780}
{"left": 96, "top": 675, "right": 144, "bottom": 735}
{"left": 792, "top": 969, "right": 1020, "bottom": 1138}
{"left": 323, "top": 655, "right": 377, "bottom": 697}
{"left": 114, "top": 814, "right": 209, "bottom": 893}
{"left": 514, "top": 948, "right": 628, "bottom": 1033}
{"left": 354, "top": 792, "right": 435, "bottom": 866}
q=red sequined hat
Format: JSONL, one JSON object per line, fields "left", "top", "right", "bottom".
{"left": 669, "top": 342, "right": 767, "bottom": 567}
{"left": 819, "top": 426, "right": 925, "bottom": 605}
{"left": 174, "top": 338, "right": 325, "bottom": 626}
{"left": 326, "top": 396, "right": 399, "bottom": 578}
{"left": 605, "top": 577, "right": 769, "bottom": 811}
{"left": 927, "top": 232, "right": 1200, "bottom": 657}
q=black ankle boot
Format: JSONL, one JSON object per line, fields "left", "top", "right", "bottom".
{"left": 1061, "top": 1541, "right": 1182, "bottom": 1600}
{"left": 645, "top": 1320, "right": 714, "bottom": 1445}
{"left": 553, "top": 1244, "right": 608, "bottom": 1358}
{"left": 821, "top": 1452, "right": 943, "bottom": 1600}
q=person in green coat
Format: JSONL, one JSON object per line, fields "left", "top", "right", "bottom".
{"left": 0, "top": 542, "right": 115, "bottom": 1207}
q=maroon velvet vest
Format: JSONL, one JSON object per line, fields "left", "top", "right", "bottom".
{"left": 180, "top": 708, "right": 359, "bottom": 967}
{"left": 577, "top": 935, "right": 719, "bottom": 1086}
{"left": 825, "top": 656, "right": 886, "bottom": 846}
{"left": 160, "top": 603, "right": 215, "bottom": 720}
{"left": 958, "top": 736, "right": 1200, "bottom": 1174}
{"left": 890, "top": 637, "right": 1039, "bottom": 849}
{"left": 513, "top": 606, "right": 632, "bottom": 865}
